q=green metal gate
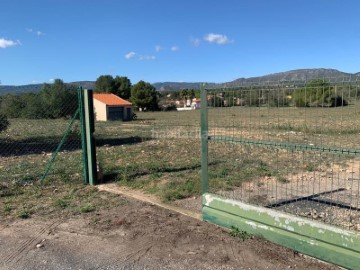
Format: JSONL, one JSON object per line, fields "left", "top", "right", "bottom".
{"left": 200, "top": 79, "right": 360, "bottom": 269}
{"left": 0, "top": 87, "right": 96, "bottom": 185}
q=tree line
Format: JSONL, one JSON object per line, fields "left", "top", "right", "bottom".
{"left": 205, "top": 79, "right": 356, "bottom": 107}
{"left": 0, "top": 76, "right": 160, "bottom": 132}
{"left": 94, "top": 75, "right": 159, "bottom": 111}
{"left": 0, "top": 78, "right": 358, "bottom": 133}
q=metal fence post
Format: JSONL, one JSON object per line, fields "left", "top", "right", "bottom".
{"left": 78, "top": 87, "right": 89, "bottom": 184}
{"left": 200, "top": 84, "right": 208, "bottom": 194}
{"left": 83, "top": 89, "right": 97, "bottom": 185}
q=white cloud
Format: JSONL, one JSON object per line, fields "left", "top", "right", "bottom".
{"left": 0, "top": 38, "right": 20, "bottom": 48}
{"left": 155, "top": 45, "right": 163, "bottom": 52}
{"left": 125, "top": 51, "right": 155, "bottom": 61}
{"left": 171, "top": 46, "right": 179, "bottom": 52}
{"left": 27, "top": 28, "right": 45, "bottom": 36}
{"left": 190, "top": 37, "right": 201, "bottom": 47}
{"left": 139, "top": 55, "right": 156, "bottom": 61}
{"left": 204, "top": 33, "right": 232, "bottom": 45}
{"left": 125, "top": 51, "right": 136, "bottom": 59}
{"left": 49, "top": 78, "right": 55, "bottom": 82}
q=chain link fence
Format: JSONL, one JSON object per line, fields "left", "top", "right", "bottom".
{"left": 94, "top": 106, "right": 201, "bottom": 206}
{"left": 0, "top": 82, "right": 82, "bottom": 186}
{"left": 206, "top": 78, "right": 360, "bottom": 231}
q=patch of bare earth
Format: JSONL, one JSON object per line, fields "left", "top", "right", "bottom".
{"left": 1, "top": 192, "right": 340, "bottom": 270}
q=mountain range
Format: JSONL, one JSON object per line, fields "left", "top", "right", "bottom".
{"left": 1, "top": 68, "right": 359, "bottom": 95}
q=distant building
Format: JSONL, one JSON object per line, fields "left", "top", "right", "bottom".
{"left": 191, "top": 98, "right": 201, "bottom": 110}
{"left": 93, "top": 93, "right": 133, "bottom": 121}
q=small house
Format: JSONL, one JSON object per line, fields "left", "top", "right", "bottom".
{"left": 93, "top": 93, "right": 133, "bottom": 121}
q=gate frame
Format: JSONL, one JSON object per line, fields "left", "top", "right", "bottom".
{"left": 79, "top": 88, "right": 97, "bottom": 185}
{"left": 200, "top": 85, "right": 360, "bottom": 270}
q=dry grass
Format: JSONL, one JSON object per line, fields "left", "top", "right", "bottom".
{"left": 1, "top": 99, "right": 360, "bottom": 229}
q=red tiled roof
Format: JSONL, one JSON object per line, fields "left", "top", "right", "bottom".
{"left": 93, "top": 93, "right": 132, "bottom": 106}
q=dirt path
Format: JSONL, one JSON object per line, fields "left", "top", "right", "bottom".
{"left": 0, "top": 192, "right": 340, "bottom": 270}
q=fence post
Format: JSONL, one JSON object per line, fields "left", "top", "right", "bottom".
{"left": 200, "top": 84, "right": 208, "bottom": 194}
{"left": 78, "top": 87, "right": 89, "bottom": 184}
{"left": 83, "top": 89, "right": 97, "bottom": 185}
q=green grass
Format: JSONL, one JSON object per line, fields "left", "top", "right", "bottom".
{"left": 79, "top": 204, "right": 96, "bottom": 213}
{"left": 0, "top": 177, "right": 128, "bottom": 221}
{"left": 161, "top": 179, "right": 200, "bottom": 201}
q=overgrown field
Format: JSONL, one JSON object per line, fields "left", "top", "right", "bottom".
{"left": 1, "top": 105, "right": 360, "bottom": 229}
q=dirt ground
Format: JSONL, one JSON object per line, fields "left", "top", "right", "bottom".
{"left": 0, "top": 189, "right": 341, "bottom": 270}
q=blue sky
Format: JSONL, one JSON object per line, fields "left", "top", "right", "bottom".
{"left": 1, "top": 0, "right": 360, "bottom": 85}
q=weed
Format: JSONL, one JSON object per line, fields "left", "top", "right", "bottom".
{"left": 305, "top": 163, "right": 316, "bottom": 172}
{"left": 54, "top": 198, "right": 70, "bottom": 209}
{"left": 79, "top": 204, "right": 96, "bottom": 213}
{"left": 229, "top": 226, "right": 252, "bottom": 241}
{"left": 18, "top": 208, "right": 30, "bottom": 219}
{"left": 276, "top": 175, "right": 290, "bottom": 183}
{"left": 3, "top": 204, "right": 12, "bottom": 214}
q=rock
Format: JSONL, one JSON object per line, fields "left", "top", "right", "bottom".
{"left": 36, "top": 243, "right": 44, "bottom": 248}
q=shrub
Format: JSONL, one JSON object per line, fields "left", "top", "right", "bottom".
{"left": 0, "top": 113, "right": 9, "bottom": 132}
{"left": 292, "top": 79, "right": 347, "bottom": 107}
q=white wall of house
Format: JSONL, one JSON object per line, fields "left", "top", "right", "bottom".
{"left": 93, "top": 99, "right": 107, "bottom": 121}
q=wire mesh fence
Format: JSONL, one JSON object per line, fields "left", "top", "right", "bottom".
{"left": 94, "top": 108, "right": 201, "bottom": 206}
{"left": 0, "top": 84, "right": 82, "bottom": 185}
{"left": 206, "top": 78, "right": 360, "bottom": 231}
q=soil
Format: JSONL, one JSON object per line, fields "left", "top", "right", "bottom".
{"left": 0, "top": 189, "right": 340, "bottom": 270}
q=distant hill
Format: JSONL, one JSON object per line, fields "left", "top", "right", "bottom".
{"left": 222, "top": 68, "right": 358, "bottom": 87}
{"left": 153, "top": 68, "right": 360, "bottom": 90}
{"left": 0, "top": 84, "right": 43, "bottom": 95}
{"left": 1, "top": 68, "right": 359, "bottom": 95}
{"left": 0, "top": 81, "right": 95, "bottom": 95}
{"left": 152, "top": 82, "right": 219, "bottom": 91}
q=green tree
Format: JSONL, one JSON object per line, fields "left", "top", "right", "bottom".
{"left": 180, "top": 89, "right": 189, "bottom": 103}
{"left": 244, "top": 90, "right": 261, "bottom": 106}
{"left": 113, "top": 76, "right": 131, "bottom": 99}
{"left": 171, "top": 90, "right": 181, "bottom": 100}
{"left": 266, "top": 90, "right": 290, "bottom": 107}
{"left": 0, "top": 94, "right": 26, "bottom": 118}
{"left": 20, "top": 93, "right": 46, "bottom": 119}
{"left": 39, "top": 79, "right": 78, "bottom": 118}
{"left": 292, "top": 79, "right": 347, "bottom": 107}
{"left": 131, "top": 80, "right": 159, "bottom": 111}
{"left": 188, "top": 89, "right": 196, "bottom": 100}
{"left": 0, "top": 113, "right": 9, "bottom": 132}
{"left": 94, "top": 75, "right": 115, "bottom": 93}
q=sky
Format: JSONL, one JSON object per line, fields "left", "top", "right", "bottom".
{"left": 1, "top": 0, "right": 360, "bottom": 86}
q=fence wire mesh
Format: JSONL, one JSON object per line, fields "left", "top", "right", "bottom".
{"left": 0, "top": 84, "right": 82, "bottom": 185}
{"left": 206, "top": 79, "right": 360, "bottom": 231}
{"left": 94, "top": 108, "right": 201, "bottom": 208}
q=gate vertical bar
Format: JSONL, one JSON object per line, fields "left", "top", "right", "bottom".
{"left": 200, "top": 84, "right": 208, "bottom": 195}
{"left": 83, "top": 89, "right": 97, "bottom": 185}
{"left": 78, "top": 87, "right": 89, "bottom": 184}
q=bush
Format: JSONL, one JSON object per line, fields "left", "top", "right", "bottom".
{"left": 0, "top": 113, "right": 9, "bottom": 132}
{"left": 292, "top": 79, "right": 348, "bottom": 107}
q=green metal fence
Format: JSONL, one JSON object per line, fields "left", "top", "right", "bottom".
{"left": 0, "top": 87, "right": 84, "bottom": 185}
{"left": 201, "top": 79, "right": 360, "bottom": 269}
